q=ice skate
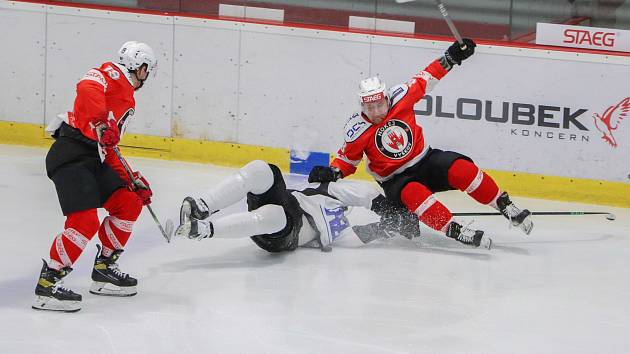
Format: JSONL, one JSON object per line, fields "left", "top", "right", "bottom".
{"left": 177, "top": 197, "right": 214, "bottom": 240}
{"left": 496, "top": 192, "right": 533, "bottom": 235}
{"left": 446, "top": 221, "right": 492, "bottom": 250}
{"left": 90, "top": 245, "right": 137, "bottom": 297}
{"left": 32, "top": 260, "right": 82, "bottom": 312}
{"left": 179, "top": 196, "right": 210, "bottom": 224}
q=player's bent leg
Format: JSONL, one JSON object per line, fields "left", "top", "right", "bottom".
{"left": 214, "top": 204, "right": 286, "bottom": 238}
{"left": 91, "top": 188, "right": 142, "bottom": 297}
{"left": 49, "top": 209, "right": 100, "bottom": 269}
{"left": 447, "top": 159, "right": 533, "bottom": 235}
{"left": 33, "top": 209, "right": 99, "bottom": 312}
{"left": 401, "top": 182, "right": 451, "bottom": 231}
{"left": 447, "top": 159, "right": 499, "bottom": 204}
{"left": 199, "top": 160, "right": 275, "bottom": 213}
{"left": 401, "top": 182, "right": 491, "bottom": 249}
{"left": 179, "top": 204, "right": 287, "bottom": 240}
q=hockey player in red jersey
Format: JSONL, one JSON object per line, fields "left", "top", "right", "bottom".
{"left": 33, "top": 41, "right": 158, "bottom": 312}
{"left": 309, "top": 39, "right": 533, "bottom": 250}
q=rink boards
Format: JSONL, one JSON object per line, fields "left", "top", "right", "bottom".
{"left": 0, "top": 0, "right": 629, "bottom": 207}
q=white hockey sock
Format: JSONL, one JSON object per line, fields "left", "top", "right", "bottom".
{"left": 212, "top": 204, "right": 287, "bottom": 239}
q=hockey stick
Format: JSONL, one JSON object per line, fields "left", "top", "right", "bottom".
{"left": 453, "top": 211, "right": 616, "bottom": 221}
{"left": 395, "top": 0, "right": 467, "bottom": 49}
{"left": 111, "top": 147, "right": 175, "bottom": 243}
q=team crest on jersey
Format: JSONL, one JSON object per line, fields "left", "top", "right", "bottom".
{"left": 375, "top": 119, "right": 413, "bottom": 159}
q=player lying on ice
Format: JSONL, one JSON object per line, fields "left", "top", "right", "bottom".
{"left": 33, "top": 42, "right": 158, "bottom": 312}
{"left": 307, "top": 38, "right": 534, "bottom": 250}
{"left": 175, "top": 160, "right": 422, "bottom": 251}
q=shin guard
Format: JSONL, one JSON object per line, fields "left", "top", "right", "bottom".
{"left": 98, "top": 189, "right": 142, "bottom": 257}
{"left": 49, "top": 209, "right": 99, "bottom": 269}
{"left": 400, "top": 182, "right": 452, "bottom": 232}
{"left": 448, "top": 159, "right": 500, "bottom": 205}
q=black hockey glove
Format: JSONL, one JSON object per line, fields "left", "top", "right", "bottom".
{"left": 444, "top": 38, "right": 476, "bottom": 66}
{"left": 308, "top": 166, "right": 342, "bottom": 183}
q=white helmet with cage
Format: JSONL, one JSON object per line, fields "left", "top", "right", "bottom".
{"left": 358, "top": 76, "right": 389, "bottom": 123}
{"left": 117, "top": 41, "right": 158, "bottom": 77}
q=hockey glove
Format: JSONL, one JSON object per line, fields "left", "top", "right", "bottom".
{"left": 444, "top": 38, "right": 476, "bottom": 66}
{"left": 131, "top": 171, "right": 152, "bottom": 205}
{"left": 308, "top": 166, "right": 342, "bottom": 183}
{"left": 94, "top": 118, "right": 120, "bottom": 148}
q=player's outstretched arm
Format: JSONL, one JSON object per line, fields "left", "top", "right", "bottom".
{"left": 405, "top": 38, "right": 477, "bottom": 103}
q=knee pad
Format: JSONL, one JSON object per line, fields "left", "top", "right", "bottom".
{"left": 400, "top": 182, "right": 433, "bottom": 213}
{"left": 447, "top": 159, "right": 480, "bottom": 192}
{"left": 238, "top": 160, "right": 275, "bottom": 195}
{"left": 105, "top": 188, "right": 143, "bottom": 221}
{"left": 65, "top": 209, "right": 100, "bottom": 238}
{"left": 252, "top": 204, "right": 287, "bottom": 234}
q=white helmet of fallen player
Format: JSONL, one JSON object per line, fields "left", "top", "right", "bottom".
{"left": 117, "top": 41, "right": 158, "bottom": 89}
{"left": 358, "top": 76, "right": 389, "bottom": 124}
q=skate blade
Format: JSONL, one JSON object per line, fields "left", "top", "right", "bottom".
{"left": 89, "top": 282, "right": 137, "bottom": 297}
{"left": 175, "top": 222, "right": 191, "bottom": 238}
{"left": 32, "top": 296, "right": 81, "bottom": 313}
{"left": 513, "top": 218, "right": 534, "bottom": 235}
{"left": 481, "top": 236, "right": 493, "bottom": 250}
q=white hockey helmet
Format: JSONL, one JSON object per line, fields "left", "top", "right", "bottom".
{"left": 358, "top": 76, "right": 389, "bottom": 122}
{"left": 117, "top": 41, "right": 158, "bottom": 77}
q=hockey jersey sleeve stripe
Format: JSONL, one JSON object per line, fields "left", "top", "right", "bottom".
{"left": 80, "top": 69, "right": 108, "bottom": 91}
{"left": 413, "top": 71, "right": 440, "bottom": 94}
{"left": 406, "top": 59, "right": 449, "bottom": 103}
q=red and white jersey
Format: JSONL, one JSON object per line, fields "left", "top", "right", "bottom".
{"left": 67, "top": 62, "right": 136, "bottom": 141}
{"left": 44, "top": 62, "right": 138, "bottom": 183}
{"left": 331, "top": 60, "right": 448, "bottom": 182}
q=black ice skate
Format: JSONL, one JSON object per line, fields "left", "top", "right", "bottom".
{"left": 446, "top": 221, "right": 492, "bottom": 250}
{"left": 90, "top": 245, "right": 137, "bottom": 297}
{"left": 176, "top": 196, "right": 214, "bottom": 240}
{"left": 32, "top": 260, "right": 82, "bottom": 313}
{"left": 496, "top": 192, "right": 534, "bottom": 235}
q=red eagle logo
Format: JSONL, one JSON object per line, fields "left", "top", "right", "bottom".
{"left": 593, "top": 97, "right": 629, "bottom": 148}
{"left": 386, "top": 130, "right": 405, "bottom": 150}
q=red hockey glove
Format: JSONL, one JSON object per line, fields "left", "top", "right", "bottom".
{"left": 131, "top": 171, "right": 152, "bottom": 205}
{"left": 94, "top": 118, "right": 120, "bottom": 148}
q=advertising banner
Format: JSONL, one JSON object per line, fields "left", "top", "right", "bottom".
{"left": 536, "top": 22, "right": 630, "bottom": 52}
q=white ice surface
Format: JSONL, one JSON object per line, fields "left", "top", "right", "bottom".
{"left": 1, "top": 144, "right": 629, "bottom": 354}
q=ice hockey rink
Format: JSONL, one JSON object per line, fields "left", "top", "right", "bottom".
{"left": 1, "top": 144, "right": 629, "bottom": 354}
